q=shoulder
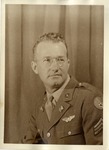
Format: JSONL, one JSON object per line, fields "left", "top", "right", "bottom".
{"left": 66, "top": 77, "right": 103, "bottom": 102}
{"left": 75, "top": 82, "right": 102, "bottom": 96}
{"left": 75, "top": 82, "right": 103, "bottom": 110}
{"left": 67, "top": 77, "right": 102, "bottom": 96}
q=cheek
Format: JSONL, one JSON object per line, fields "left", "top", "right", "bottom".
{"left": 38, "top": 66, "right": 48, "bottom": 78}
{"left": 62, "top": 65, "right": 69, "bottom": 74}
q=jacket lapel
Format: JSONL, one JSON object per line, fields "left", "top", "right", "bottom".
{"left": 46, "top": 92, "right": 71, "bottom": 132}
{"left": 46, "top": 77, "right": 79, "bottom": 132}
{"left": 38, "top": 77, "right": 79, "bottom": 132}
{"left": 37, "top": 94, "right": 48, "bottom": 131}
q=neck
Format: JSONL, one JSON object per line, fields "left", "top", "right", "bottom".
{"left": 45, "top": 75, "right": 70, "bottom": 94}
{"left": 45, "top": 85, "right": 60, "bottom": 94}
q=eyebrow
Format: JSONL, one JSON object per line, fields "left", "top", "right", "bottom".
{"left": 43, "top": 56, "right": 65, "bottom": 58}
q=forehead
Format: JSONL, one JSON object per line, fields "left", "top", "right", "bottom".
{"left": 36, "top": 41, "right": 67, "bottom": 57}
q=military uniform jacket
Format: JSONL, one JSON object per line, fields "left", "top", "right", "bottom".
{"left": 21, "top": 77, "right": 103, "bottom": 144}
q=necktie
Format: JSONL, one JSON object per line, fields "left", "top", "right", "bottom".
{"left": 45, "top": 95, "right": 55, "bottom": 121}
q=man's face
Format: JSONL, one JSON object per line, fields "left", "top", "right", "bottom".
{"left": 32, "top": 41, "right": 70, "bottom": 92}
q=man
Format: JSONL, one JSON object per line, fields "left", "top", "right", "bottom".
{"left": 21, "top": 33, "right": 103, "bottom": 144}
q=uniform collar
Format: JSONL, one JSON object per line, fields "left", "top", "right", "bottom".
{"left": 41, "top": 76, "right": 79, "bottom": 104}
{"left": 61, "top": 77, "right": 79, "bottom": 102}
{"left": 46, "top": 75, "right": 70, "bottom": 102}
{"left": 39, "top": 76, "right": 79, "bottom": 125}
{"left": 65, "top": 76, "right": 79, "bottom": 89}
{"left": 41, "top": 77, "right": 79, "bottom": 131}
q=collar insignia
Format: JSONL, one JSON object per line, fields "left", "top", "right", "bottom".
{"left": 40, "top": 106, "right": 44, "bottom": 112}
{"left": 59, "top": 106, "right": 64, "bottom": 112}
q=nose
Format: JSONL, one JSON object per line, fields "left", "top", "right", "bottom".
{"left": 50, "top": 58, "right": 59, "bottom": 71}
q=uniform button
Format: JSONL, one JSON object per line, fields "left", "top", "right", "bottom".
{"left": 38, "top": 129, "right": 40, "bottom": 132}
{"left": 68, "top": 131, "right": 72, "bottom": 135}
{"left": 79, "top": 82, "right": 82, "bottom": 87}
{"left": 65, "top": 93, "right": 69, "bottom": 98}
{"left": 47, "top": 132, "right": 51, "bottom": 137}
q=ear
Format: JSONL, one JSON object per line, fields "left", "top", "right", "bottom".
{"left": 67, "top": 59, "right": 70, "bottom": 68}
{"left": 31, "top": 61, "right": 38, "bottom": 74}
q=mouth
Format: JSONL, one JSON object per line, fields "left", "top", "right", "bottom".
{"left": 49, "top": 74, "right": 62, "bottom": 78}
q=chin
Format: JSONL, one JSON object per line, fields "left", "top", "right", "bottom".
{"left": 47, "top": 76, "right": 64, "bottom": 88}
{"left": 52, "top": 80, "right": 63, "bottom": 88}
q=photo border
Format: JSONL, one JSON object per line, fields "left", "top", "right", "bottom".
{"left": 0, "top": 0, "right": 109, "bottom": 150}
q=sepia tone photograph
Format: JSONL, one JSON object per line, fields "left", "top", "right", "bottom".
{"left": 4, "top": 4, "right": 103, "bottom": 145}
{"left": 1, "top": 0, "right": 109, "bottom": 150}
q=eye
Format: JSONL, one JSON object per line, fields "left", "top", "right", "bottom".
{"left": 43, "top": 58, "right": 51, "bottom": 63}
{"left": 57, "top": 58, "right": 65, "bottom": 62}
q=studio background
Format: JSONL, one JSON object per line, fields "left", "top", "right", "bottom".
{"left": 4, "top": 5, "right": 103, "bottom": 143}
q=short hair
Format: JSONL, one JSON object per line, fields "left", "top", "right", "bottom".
{"left": 32, "top": 32, "right": 68, "bottom": 60}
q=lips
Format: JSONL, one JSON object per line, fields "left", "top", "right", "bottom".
{"left": 49, "top": 74, "right": 61, "bottom": 77}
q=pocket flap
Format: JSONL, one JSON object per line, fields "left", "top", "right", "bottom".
{"left": 59, "top": 126, "right": 82, "bottom": 138}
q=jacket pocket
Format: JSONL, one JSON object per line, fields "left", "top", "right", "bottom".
{"left": 58, "top": 126, "right": 83, "bottom": 138}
